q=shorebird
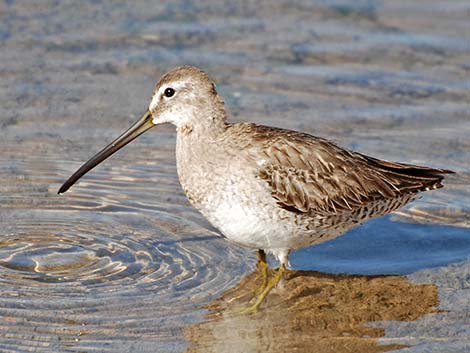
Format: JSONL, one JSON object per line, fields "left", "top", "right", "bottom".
{"left": 59, "top": 66, "right": 453, "bottom": 312}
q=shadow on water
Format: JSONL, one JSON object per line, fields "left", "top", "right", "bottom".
{"left": 185, "top": 267, "right": 439, "bottom": 353}
{"left": 184, "top": 216, "right": 470, "bottom": 353}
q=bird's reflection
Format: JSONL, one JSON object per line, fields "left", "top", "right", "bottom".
{"left": 186, "top": 268, "right": 438, "bottom": 353}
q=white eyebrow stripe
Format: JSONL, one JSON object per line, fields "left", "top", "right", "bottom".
{"left": 149, "top": 92, "right": 160, "bottom": 112}
{"left": 148, "top": 80, "right": 188, "bottom": 112}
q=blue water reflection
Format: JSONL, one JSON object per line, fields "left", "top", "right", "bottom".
{"left": 292, "top": 216, "right": 470, "bottom": 274}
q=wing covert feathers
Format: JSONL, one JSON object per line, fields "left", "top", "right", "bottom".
{"left": 235, "top": 123, "right": 453, "bottom": 216}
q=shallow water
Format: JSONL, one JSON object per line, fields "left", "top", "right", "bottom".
{"left": 1, "top": 0, "right": 469, "bottom": 352}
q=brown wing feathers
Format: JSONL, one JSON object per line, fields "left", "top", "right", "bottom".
{"left": 359, "top": 154, "right": 453, "bottom": 191}
{"left": 251, "top": 124, "right": 453, "bottom": 216}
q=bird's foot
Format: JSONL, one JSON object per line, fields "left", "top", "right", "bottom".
{"left": 241, "top": 263, "right": 286, "bottom": 314}
{"left": 251, "top": 249, "right": 269, "bottom": 299}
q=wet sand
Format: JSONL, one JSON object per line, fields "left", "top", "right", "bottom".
{"left": 186, "top": 269, "right": 438, "bottom": 353}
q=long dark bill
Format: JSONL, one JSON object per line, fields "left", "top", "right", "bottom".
{"left": 58, "top": 110, "right": 154, "bottom": 194}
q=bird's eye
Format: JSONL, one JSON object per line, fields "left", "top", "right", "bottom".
{"left": 164, "top": 87, "right": 175, "bottom": 98}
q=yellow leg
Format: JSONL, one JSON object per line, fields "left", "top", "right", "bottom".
{"left": 242, "top": 262, "right": 286, "bottom": 314}
{"left": 254, "top": 249, "right": 268, "bottom": 296}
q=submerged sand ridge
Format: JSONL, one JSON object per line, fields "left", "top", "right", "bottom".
{"left": 186, "top": 269, "right": 438, "bottom": 353}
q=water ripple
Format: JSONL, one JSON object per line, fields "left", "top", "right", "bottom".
{"left": 0, "top": 209, "right": 250, "bottom": 352}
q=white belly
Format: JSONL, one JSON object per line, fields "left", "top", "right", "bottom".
{"left": 206, "top": 199, "right": 289, "bottom": 249}
{"left": 182, "top": 167, "right": 291, "bottom": 250}
{"left": 176, "top": 135, "right": 314, "bottom": 252}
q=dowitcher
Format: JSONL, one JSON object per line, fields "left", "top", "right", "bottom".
{"left": 59, "top": 66, "right": 453, "bottom": 311}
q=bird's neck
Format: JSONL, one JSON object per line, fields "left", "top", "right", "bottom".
{"left": 176, "top": 117, "right": 228, "bottom": 138}
{"left": 175, "top": 100, "right": 229, "bottom": 139}
{"left": 175, "top": 115, "right": 230, "bottom": 204}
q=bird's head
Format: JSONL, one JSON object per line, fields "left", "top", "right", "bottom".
{"left": 58, "top": 66, "right": 226, "bottom": 194}
{"left": 149, "top": 66, "right": 226, "bottom": 130}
